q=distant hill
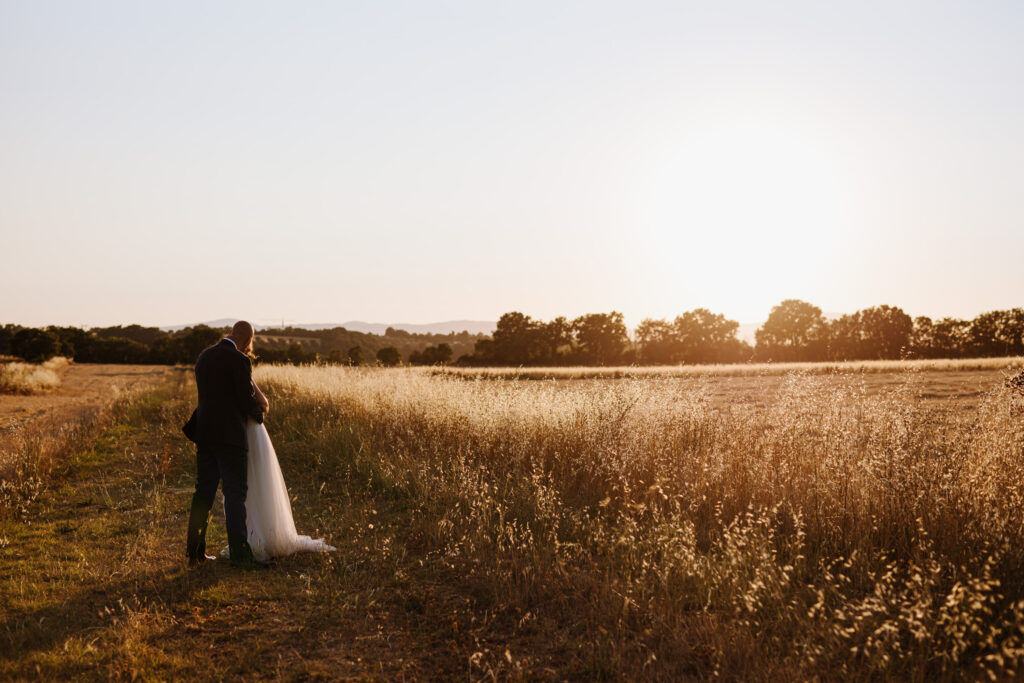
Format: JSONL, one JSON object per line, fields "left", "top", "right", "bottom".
{"left": 160, "top": 319, "right": 496, "bottom": 336}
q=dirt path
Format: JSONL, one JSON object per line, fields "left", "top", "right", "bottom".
{"left": 0, "top": 364, "right": 173, "bottom": 433}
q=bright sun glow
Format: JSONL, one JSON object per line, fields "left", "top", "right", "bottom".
{"left": 642, "top": 112, "right": 860, "bottom": 320}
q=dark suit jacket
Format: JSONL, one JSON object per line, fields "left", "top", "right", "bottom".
{"left": 182, "top": 338, "right": 264, "bottom": 450}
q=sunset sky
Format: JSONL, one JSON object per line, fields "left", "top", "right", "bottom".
{"left": 1, "top": 1, "right": 1021, "bottom": 329}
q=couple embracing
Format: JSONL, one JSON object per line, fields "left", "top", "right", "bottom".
{"left": 183, "top": 321, "right": 333, "bottom": 569}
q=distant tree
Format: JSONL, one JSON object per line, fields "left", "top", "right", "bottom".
{"left": 285, "top": 343, "right": 319, "bottom": 364}
{"left": 908, "top": 316, "right": 938, "bottom": 358}
{"left": 148, "top": 335, "right": 184, "bottom": 364}
{"left": 826, "top": 313, "right": 860, "bottom": 360}
{"left": 755, "top": 299, "right": 827, "bottom": 361}
{"left": 433, "top": 343, "right": 453, "bottom": 364}
{"left": 968, "top": 309, "right": 1024, "bottom": 357}
{"left": 11, "top": 328, "right": 61, "bottom": 363}
{"left": 492, "top": 312, "right": 542, "bottom": 365}
{"left": 176, "top": 325, "right": 223, "bottom": 362}
{"left": 998, "top": 309, "right": 1024, "bottom": 356}
{"left": 347, "top": 345, "right": 365, "bottom": 366}
{"left": 254, "top": 348, "right": 290, "bottom": 364}
{"left": 408, "top": 343, "right": 453, "bottom": 365}
{"left": 92, "top": 324, "right": 166, "bottom": 347}
{"left": 635, "top": 318, "right": 679, "bottom": 364}
{"left": 674, "top": 308, "right": 742, "bottom": 363}
{"left": 857, "top": 305, "right": 913, "bottom": 359}
{"left": 86, "top": 337, "right": 150, "bottom": 363}
{"left": 931, "top": 317, "right": 970, "bottom": 358}
{"left": 539, "top": 317, "right": 573, "bottom": 364}
{"left": 571, "top": 312, "right": 628, "bottom": 365}
{"left": 0, "top": 324, "right": 22, "bottom": 356}
{"left": 376, "top": 346, "right": 401, "bottom": 366}
{"left": 468, "top": 338, "right": 496, "bottom": 364}
{"left": 47, "top": 326, "right": 93, "bottom": 359}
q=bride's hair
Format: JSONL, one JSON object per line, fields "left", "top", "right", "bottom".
{"left": 242, "top": 338, "right": 257, "bottom": 361}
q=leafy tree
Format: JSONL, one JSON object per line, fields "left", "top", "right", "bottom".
{"left": 572, "top": 312, "right": 628, "bottom": 365}
{"left": 91, "top": 324, "right": 166, "bottom": 347}
{"left": 286, "top": 343, "right": 318, "bottom": 364}
{"left": 432, "top": 343, "right": 453, "bottom": 364}
{"left": 85, "top": 337, "right": 150, "bottom": 363}
{"left": 347, "top": 345, "right": 365, "bottom": 366}
{"left": 0, "top": 324, "right": 23, "bottom": 356}
{"left": 635, "top": 318, "right": 678, "bottom": 364}
{"left": 409, "top": 343, "right": 453, "bottom": 365}
{"left": 856, "top": 305, "right": 913, "bottom": 359}
{"left": 176, "top": 325, "right": 224, "bottom": 362}
{"left": 254, "top": 348, "right": 289, "bottom": 364}
{"left": 908, "top": 316, "right": 938, "bottom": 358}
{"left": 931, "top": 318, "right": 970, "bottom": 358}
{"left": 539, "top": 317, "right": 573, "bottom": 364}
{"left": 148, "top": 336, "right": 184, "bottom": 364}
{"left": 46, "top": 326, "right": 93, "bottom": 359}
{"left": 376, "top": 346, "right": 401, "bottom": 366}
{"left": 636, "top": 310, "right": 747, "bottom": 364}
{"left": 462, "top": 338, "right": 494, "bottom": 365}
{"left": 674, "top": 308, "right": 742, "bottom": 363}
{"left": 492, "top": 312, "right": 542, "bottom": 365}
{"left": 11, "top": 328, "right": 61, "bottom": 363}
{"left": 755, "top": 299, "right": 827, "bottom": 361}
{"left": 968, "top": 309, "right": 1024, "bottom": 357}
{"left": 826, "top": 313, "right": 861, "bottom": 361}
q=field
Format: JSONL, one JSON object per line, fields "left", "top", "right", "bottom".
{"left": 435, "top": 356, "right": 1024, "bottom": 380}
{"left": 4, "top": 360, "right": 1024, "bottom": 680}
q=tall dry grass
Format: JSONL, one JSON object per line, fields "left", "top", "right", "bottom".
{"left": 0, "top": 366, "right": 165, "bottom": 520}
{"left": 436, "top": 356, "right": 1024, "bottom": 380}
{"left": 257, "top": 364, "right": 1024, "bottom": 679}
{"left": 0, "top": 357, "right": 69, "bottom": 394}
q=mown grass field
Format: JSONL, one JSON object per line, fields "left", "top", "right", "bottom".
{"left": 4, "top": 361, "right": 1024, "bottom": 680}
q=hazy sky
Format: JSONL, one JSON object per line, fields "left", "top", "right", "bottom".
{"left": 1, "top": 1, "right": 1021, "bottom": 329}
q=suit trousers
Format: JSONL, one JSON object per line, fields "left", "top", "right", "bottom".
{"left": 186, "top": 442, "right": 248, "bottom": 559}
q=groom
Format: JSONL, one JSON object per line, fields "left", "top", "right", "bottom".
{"left": 183, "top": 320, "right": 269, "bottom": 569}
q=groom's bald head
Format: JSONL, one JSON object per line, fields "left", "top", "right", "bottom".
{"left": 229, "top": 320, "right": 255, "bottom": 347}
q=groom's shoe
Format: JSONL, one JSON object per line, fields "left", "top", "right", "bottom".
{"left": 227, "top": 539, "right": 270, "bottom": 570}
{"left": 188, "top": 553, "right": 217, "bottom": 567}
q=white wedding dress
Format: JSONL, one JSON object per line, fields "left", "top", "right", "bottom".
{"left": 221, "top": 418, "right": 335, "bottom": 561}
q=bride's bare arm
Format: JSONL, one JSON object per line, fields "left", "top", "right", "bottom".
{"left": 252, "top": 380, "right": 270, "bottom": 415}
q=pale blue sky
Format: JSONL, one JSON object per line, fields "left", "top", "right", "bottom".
{"left": 1, "top": 1, "right": 1021, "bottom": 328}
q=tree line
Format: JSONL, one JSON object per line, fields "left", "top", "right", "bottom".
{"left": 3, "top": 301, "right": 1022, "bottom": 367}
{"left": 0, "top": 323, "right": 475, "bottom": 367}
{"left": 753, "top": 300, "right": 1024, "bottom": 362}
{"left": 457, "top": 310, "right": 742, "bottom": 366}
{"left": 457, "top": 301, "right": 1024, "bottom": 366}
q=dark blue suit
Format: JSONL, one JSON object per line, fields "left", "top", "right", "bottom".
{"left": 184, "top": 338, "right": 264, "bottom": 563}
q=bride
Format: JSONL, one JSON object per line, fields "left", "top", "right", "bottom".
{"left": 221, "top": 377, "right": 335, "bottom": 563}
